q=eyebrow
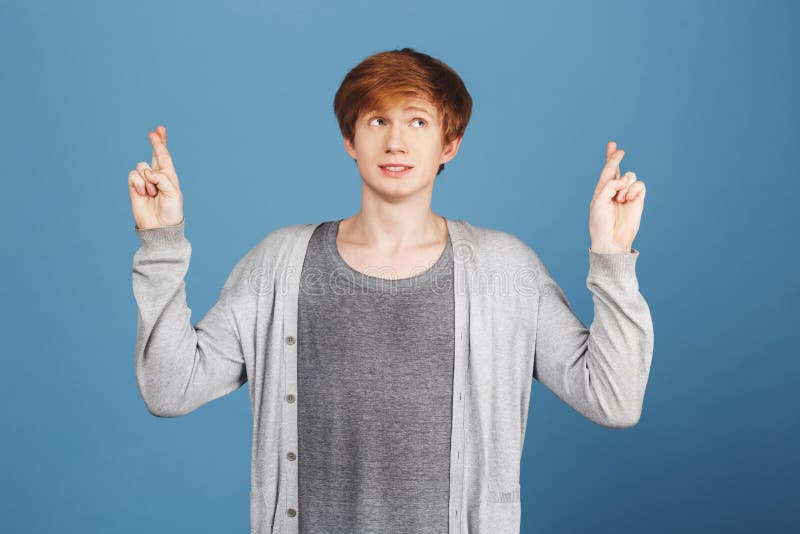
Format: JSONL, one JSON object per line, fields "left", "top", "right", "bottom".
{"left": 367, "top": 106, "right": 434, "bottom": 118}
{"left": 402, "top": 106, "right": 434, "bottom": 117}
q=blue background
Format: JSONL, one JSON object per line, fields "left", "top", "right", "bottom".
{"left": 1, "top": 0, "right": 797, "bottom": 532}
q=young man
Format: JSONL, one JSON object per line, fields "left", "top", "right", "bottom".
{"left": 129, "top": 48, "right": 653, "bottom": 534}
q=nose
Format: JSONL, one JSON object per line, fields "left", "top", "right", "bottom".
{"left": 384, "top": 121, "right": 407, "bottom": 154}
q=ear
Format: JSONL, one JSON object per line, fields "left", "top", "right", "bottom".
{"left": 440, "top": 135, "right": 463, "bottom": 165}
{"left": 343, "top": 136, "right": 357, "bottom": 160}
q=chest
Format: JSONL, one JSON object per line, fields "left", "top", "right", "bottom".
{"left": 336, "top": 239, "right": 449, "bottom": 280}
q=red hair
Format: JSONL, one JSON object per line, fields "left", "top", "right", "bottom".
{"left": 333, "top": 47, "right": 473, "bottom": 176}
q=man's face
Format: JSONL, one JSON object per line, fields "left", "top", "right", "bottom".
{"left": 343, "top": 97, "right": 461, "bottom": 201}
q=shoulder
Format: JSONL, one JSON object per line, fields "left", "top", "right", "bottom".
{"left": 228, "top": 221, "right": 323, "bottom": 273}
{"left": 247, "top": 221, "right": 322, "bottom": 255}
{"left": 222, "top": 221, "right": 324, "bottom": 297}
{"left": 450, "top": 219, "right": 550, "bottom": 300}
{"left": 452, "top": 219, "right": 544, "bottom": 269}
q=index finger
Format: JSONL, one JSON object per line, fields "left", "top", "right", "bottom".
{"left": 592, "top": 149, "right": 625, "bottom": 200}
{"left": 606, "top": 140, "right": 617, "bottom": 161}
{"left": 151, "top": 126, "right": 167, "bottom": 168}
{"left": 601, "top": 149, "right": 624, "bottom": 180}
{"left": 149, "top": 131, "right": 175, "bottom": 175}
{"left": 156, "top": 124, "right": 167, "bottom": 145}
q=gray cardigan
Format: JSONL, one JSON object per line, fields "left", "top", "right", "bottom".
{"left": 131, "top": 217, "right": 654, "bottom": 534}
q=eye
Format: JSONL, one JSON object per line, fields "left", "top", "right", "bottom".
{"left": 368, "top": 117, "right": 427, "bottom": 127}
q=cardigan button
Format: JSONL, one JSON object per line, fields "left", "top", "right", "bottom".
{"left": 286, "top": 394, "right": 296, "bottom": 403}
{"left": 287, "top": 451, "right": 296, "bottom": 461}
{"left": 287, "top": 508, "right": 296, "bottom": 517}
{"left": 286, "top": 335, "right": 296, "bottom": 345}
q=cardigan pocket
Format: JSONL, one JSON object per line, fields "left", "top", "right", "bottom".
{"left": 487, "top": 483, "right": 520, "bottom": 503}
{"left": 479, "top": 485, "right": 522, "bottom": 534}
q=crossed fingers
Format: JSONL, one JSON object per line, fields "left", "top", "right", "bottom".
{"left": 593, "top": 141, "right": 638, "bottom": 203}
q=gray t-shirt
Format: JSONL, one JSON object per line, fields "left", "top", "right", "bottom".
{"left": 296, "top": 219, "right": 455, "bottom": 533}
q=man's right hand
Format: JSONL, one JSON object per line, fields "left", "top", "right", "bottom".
{"left": 128, "top": 125, "right": 185, "bottom": 230}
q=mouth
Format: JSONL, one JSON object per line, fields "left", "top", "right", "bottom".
{"left": 379, "top": 164, "right": 414, "bottom": 177}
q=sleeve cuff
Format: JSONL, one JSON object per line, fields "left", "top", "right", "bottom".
{"left": 134, "top": 219, "right": 187, "bottom": 247}
{"left": 588, "top": 247, "right": 639, "bottom": 279}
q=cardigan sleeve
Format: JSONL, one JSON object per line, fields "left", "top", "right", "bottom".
{"left": 131, "top": 220, "right": 247, "bottom": 417}
{"left": 531, "top": 248, "right": 654, "bottom": 429}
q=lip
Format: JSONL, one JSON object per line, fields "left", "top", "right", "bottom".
{"left": 379, "top": 164, "right": 414, "bottom": 177}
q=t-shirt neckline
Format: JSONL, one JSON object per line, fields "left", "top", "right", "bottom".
{"left": 324, "top": 218, "right": 452, "bottom": 291}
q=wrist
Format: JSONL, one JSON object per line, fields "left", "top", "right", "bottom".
{"left": 590, "top": 244, "right": 632, "bottom": 254}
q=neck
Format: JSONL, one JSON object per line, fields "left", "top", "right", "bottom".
{"left": 341, "top": 190, "right": 447, "bottom": 253}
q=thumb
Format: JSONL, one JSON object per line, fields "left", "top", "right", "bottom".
{"left": 600, "top": 172, "right": 633, "bottom": 200}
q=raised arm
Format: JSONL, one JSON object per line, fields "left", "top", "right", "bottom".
{"left": 531, "top": 249, "right": 654, "bottom": 428}
{"left": 129, "top": 125, "right": 246, "bottom": 417}
{"left": 532, "top": 141, "right": 653, "bottom": 428}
